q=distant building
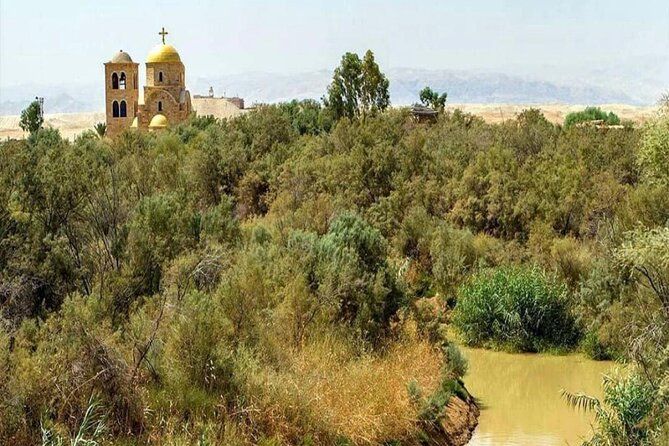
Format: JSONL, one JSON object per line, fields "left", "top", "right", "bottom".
{"left": 193, "top": 93, "right": 245, "bottom": 111}
{"left": 104, "top": 28, "right": 192, "bottom": 136}
{"left": 410, "top": 105, "right": 438, "bottom": 123}
{"left": 191, "top": 87, "right": 247, "bottom": 120}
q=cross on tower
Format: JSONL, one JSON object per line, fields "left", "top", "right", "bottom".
{"left": 158, "top": 27, "right": 169, "bottom": 44}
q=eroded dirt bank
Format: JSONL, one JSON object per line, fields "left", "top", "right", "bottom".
{"left": 441, "top": 395, "right": 480, "bottom": 446}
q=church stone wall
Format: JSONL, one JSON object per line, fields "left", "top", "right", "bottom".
{"left": 140, "top": 87, "right": 187, "bottom": 128}
{"left": 191, "top": 97, "right": 248, "bottom": 120}
{"left": 146, "top": 63, "right": 185, "bottom": 89}
{"left": 104, "top": 62, "right": 139, "bottom": 137}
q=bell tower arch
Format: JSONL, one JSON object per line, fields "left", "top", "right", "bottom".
{"left": 104, "top": 50, "right": 139, "bottom": 136}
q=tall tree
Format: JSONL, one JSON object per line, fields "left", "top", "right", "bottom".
{"left": 360, "top": 50, "right": 390, "bottom": 116}
{"left": 324, "top": 50, "right": 389, "bottom": 121}
{"left": 419, "top": 86, "right": 447, "bottom": 111}
{"left": 19, "top": 100, "right": 44, "bottom": 134}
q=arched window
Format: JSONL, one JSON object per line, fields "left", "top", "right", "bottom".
{"left": 111, "top": 72, "right": 119, "bottom": 89}
{"left": 158, "top": 101, "right": 162, "bottom": 112}
{"left": 158, "top": 71, "right": 163, "bottom": 83}
{"left": 112, "top": 100, "right": 119, "bottom": 117}
{"left": 119, "top": 72, "right": 126, "bottom": 90}
{"left": 120, "top": 100, "right": 127, "bottom": 117}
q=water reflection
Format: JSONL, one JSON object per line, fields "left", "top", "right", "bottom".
{"left": 463, "top": 347, "right": 612, "bottom": 446}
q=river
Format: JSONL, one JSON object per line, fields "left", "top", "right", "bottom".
{"left": 462, "top": 347, "right": 613, "bottom": 446}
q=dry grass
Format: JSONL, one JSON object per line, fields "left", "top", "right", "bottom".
{"left": 245, "top": 326, "right": 443, "bottom": 444}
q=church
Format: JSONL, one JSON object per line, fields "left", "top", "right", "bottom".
{"left": 104, "top": 28, "right": 192, "bottom": 136}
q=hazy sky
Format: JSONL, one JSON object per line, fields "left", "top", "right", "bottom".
{"left": 1, "top": 0, "right": 668, "bottom": 88}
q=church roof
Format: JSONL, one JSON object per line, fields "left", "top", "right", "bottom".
{"left": 110, "top": 50, "right": 133, "bottom": 63}
{"left": 149, "top": 114, "right": 168, "bottom": 129}
{"left": 147, "top": 44, "right": 181, "bottom": 63}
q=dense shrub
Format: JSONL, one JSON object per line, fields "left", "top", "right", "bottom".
{"left": 453, "top": 267, "right": 580, "bottom": 351}
{"left": 2, "top": 103, "right": 668, "bottom": 443}
{"left": 637, "top": 114, "right": 669, "bottom": 185}
{"left": 430, "top": 223, "right": 478, "bottom": 303}
{"left": 564, "top": 373, "right": 664, "bottom": 445}
{"left": 564, "top": 107, "right": 621, "bottom": 128}
{"left": 316, "top": 212, "right": 405, "bottom": 342}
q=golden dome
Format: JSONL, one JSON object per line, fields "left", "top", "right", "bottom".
{"left": 110, "top": 50, "right": 133, "bottom": 63}
{"left": 149, "top": 114, "right": 168, "bottom": 129}
{"left": 147, "top": 44, "right": 181, "bottom": 63}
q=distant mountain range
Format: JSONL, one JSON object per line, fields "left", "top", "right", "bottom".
{"left": 1, "top": 66, "right": 666, "bottom": 115}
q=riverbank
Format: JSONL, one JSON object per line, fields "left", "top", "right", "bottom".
{"left": 442, "top": 394, "right": 480, "bottom": 446}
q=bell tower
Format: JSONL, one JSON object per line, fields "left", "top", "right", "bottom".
{"left": 104, "top": 50, "right": 139, "bottom": 137}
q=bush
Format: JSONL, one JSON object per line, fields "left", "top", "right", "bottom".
{"left": 581, "top": 330, "right": 615, "bottom": 361}
{"left": 443, "top": 343, "right": 468, "bottom": 379}
{"left": 637, "top": 114, "right": 669, "bottom": 185}
{"left": 316, "top": 212, "right": 405, "bottom": 342}
{"left": 564, "top": 107, "right": 621, "bottom": 128}
{"left": 430, "top": 224, "right": 477, "bottom": 303}
{"left": 453, "top": 267, "right": 580, "bottom": 352}
{"left": 564, "top": 373, "right": 663, "bottom": 446}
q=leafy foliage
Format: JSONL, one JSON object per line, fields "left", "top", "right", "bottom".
{"left": 453, "top": 267, "right": 580, "bottom": 351}
{"left": 564, "top": 107, "right": 621, "bottom": 128}
{"left": 637, "top": 114, "right": 669, "bottom": 185}
{"left": 19, "top": 100, "right": 44, "bottom": 134}
{"left": 419, "top": 86, "right": 447, "bottom": 111}
{"left": 563, "top": 374, "right": 663, "bottom": 446}
{"left": 324, "top": 50, "right": 390, "bottom": 121}
{"left": 93, "top": 123, "right": 106, "bottom": 138}
{"left": 1, "top": 98, "right": 668, "bottom": 444}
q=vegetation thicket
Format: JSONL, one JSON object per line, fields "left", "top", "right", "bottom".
{"left": 1, "top": 59, "right": 668, "bottom": 444}
{"left": 453, "top": 267, "right": 579, "bottom": 352}
{"left": 564, "top": 106, "right": 622, "bottom": 128}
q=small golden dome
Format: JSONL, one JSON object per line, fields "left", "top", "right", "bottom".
{"left": 147, "top": 44, "right": 181, "bottom": 63}
{"left": 110, "top": 50, "right": 133, "bottom": 63}
{"left": 149, "top": 114, "right": 168, "bottom": 129}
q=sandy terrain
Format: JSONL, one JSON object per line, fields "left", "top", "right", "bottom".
{"left": 1, "top": 103, "right": 659, "bottom": 141}
{"left": 447, "top": 103, "right": 659, "bottom": 124}
{"left": 0, "top": 112, "right": 107, "bottom": 141}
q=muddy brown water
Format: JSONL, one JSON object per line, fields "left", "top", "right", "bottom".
{"left": 462, "top": 347, "right": 613, "bottom": 446}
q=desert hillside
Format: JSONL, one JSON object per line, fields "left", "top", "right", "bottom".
{"left": 0, "top": 103, "right": 659, "bottom": 140}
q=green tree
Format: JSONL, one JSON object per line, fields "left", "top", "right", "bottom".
{"left": 277, "top": 99, "right": 331, "bottom": 135}
{"left": 360, "top": 50, "right": 390, "bottom": 116}
{"left": 19, "top": 100, "right": 44, "bottom": 134}
{"left": 419, "top": 86, "right": 447, "bottom": 111}
{"left": 324, "top": 50, "right": 389, "bottom": 121}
